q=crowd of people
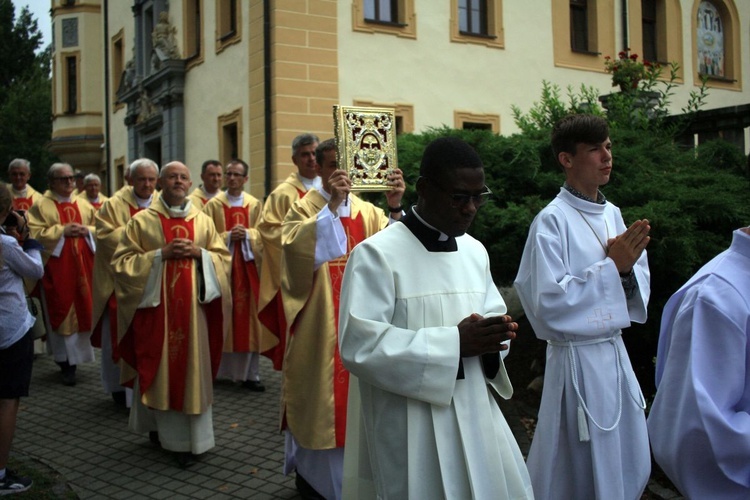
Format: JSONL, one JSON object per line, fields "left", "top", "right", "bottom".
{"left": 0, "top": 115, "right": 747, "bottom": 499}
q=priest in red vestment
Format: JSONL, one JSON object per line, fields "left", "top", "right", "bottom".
{"left": 112, "top": 161, "right": 231, "bottom": 468}
{"left": 27, "top": 163, "right": 96, "bottom": 386}
{"left": 280, "top": 139, "right": 404, "bottom": 499}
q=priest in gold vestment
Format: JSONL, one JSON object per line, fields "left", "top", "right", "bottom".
{"left": 112, "top": 161, "right": 231, "bottom": 467}
{"left": 257, "top": 133, "right": 321, "bottom": 371}
{"left": 91, "top": 159, "right": 159, "bottom": 407}
{"left": 280, "top": 139, "right": 404, "bottom": 499}
{"left": 203, "top": 159, "right": 275, "bottom": 391}
{"left": 28, "top": 162, "right": 96, "bottom": 386}
{"left": 8, "top": 158, "right": 42, "bottom": 212}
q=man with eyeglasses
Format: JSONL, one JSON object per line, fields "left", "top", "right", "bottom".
{"left": 514, "top": 114, "right": 651, "bottom": 499}
{"left": 203, "top": 159, "right": 275, "bottom": 392}
{"left": 338, "top": 136, "right": 533, "bottom": 499}
{"left": 279, "top": 138, "right": 404, "bottom": 500}
{"left": 78, "top": 173, "right": 109, "bottom": 210}
{"left": 28, "top": 163, "right": 97, "bottom": 386}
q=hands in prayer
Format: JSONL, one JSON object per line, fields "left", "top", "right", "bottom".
{"left": 229, "top": 225, "right": 247, "bottom": 241}
{"left": 162, "top": 238, "right": 200, "bottom": 260}
{"left": 607, "top": 219, "right": 651, "bottom": 274}
{"left": 63, "top": 222, "right": 89, "bottom": 238}
{"left": 458, "top": 313, "right": 518, "bottom": 358}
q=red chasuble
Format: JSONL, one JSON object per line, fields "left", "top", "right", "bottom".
{"left": 285, "top": 213, "right": 367, "bottom": 447}
{"left": 91, "top": 205, "right": 144, "bottom": 353}
{"left": 259, "top": 186, "right": 309, "bottom": 370}
{"left": 42, "top": 201, "right": 94, "bottom": 332}
{"left": 12, "top": 197, "right": 34, "bottom": 211}
{"left": 223, "top": 205, "right": 261, "bottom": 352}
{"left": 124, "top": 214, "right": 223, "bottom": 412}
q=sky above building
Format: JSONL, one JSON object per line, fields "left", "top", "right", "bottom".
{"left": 12, "top": 0, "right": 52, "bottom": 50}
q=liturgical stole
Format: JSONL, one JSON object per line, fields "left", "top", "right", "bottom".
{"left": 223, "top": 205, "right": 260, "bottom": 352}
{"left": 42, "top": 201, "right": 94, "bottom": 332}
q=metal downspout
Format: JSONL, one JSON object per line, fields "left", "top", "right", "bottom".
{"left": 263, "top": 0, "right": 272, "bottom": 197}
{"left": 103, "top": 0, "right": 112, "bottom": 193}
{"left": 622, "top": 0, "right": 629, "bottom": 51}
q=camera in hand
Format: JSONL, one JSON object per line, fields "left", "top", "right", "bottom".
{"left": 3, "top": 210, "right": 25, "bottom": 228}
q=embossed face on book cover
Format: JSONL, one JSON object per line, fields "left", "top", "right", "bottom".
{"left": 357, "top": 132, "right": 385, "bottom": 169}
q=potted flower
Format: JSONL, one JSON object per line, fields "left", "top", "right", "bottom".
{"left": 604, "top": 49, "right": 657, "bottom": 93}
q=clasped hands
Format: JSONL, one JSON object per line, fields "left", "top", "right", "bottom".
{"left": 607, "top": 219, "right": 651, "bottom": 274}
{"left": 229, "top": 225, "right": 247, "bottom": 241}
{"left": 162, "top": 238, "right": 200, "bottom": 260}
{"left": 63, "top": 223, "right": 89, "bottom": 238}
{"left": 459, "top": 313, "right": 518, "bottom": 358}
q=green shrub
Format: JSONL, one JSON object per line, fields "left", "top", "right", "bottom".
{"left": 388, "top": 113, "right": 749, "bottom": 398}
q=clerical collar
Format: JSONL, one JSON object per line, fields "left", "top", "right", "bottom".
{"left": 54, "top": 193, "right": 72, "bottom": 203}
{"left": 134, "top": 193, "right": 152, "bottom": 208}
{"left": 563, "top": 182, "right": 606, "bottom": 205}
{"left": 159, "top": 196, "right": 192, "bottom": 217}
{"left": 11, "top": 187, "right": 27, "bottom": 197}
{"left": 400, "top": 207, "right": 457, "bottom": 252}
{"left": 226, "top": 192, "right": 243, "bottom": 204}
{"left": 301, "top": 175, "right": 322, "bottom": 191}
{"left": 201, "top": 185, "right": 219, "bottom": 200}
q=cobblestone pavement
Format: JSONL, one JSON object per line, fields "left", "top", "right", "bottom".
{"left": 14, "top": 353, "right": 300, "bottom": 499}
{"left": 12, "top": 351, "right": 535, "bottom": 499}
{"left": 15, "top": 351, "right": 680, "bottom": 499}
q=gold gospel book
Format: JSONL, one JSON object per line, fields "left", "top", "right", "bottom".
{"left": 333, "top": 105, "right": 398, "bottom": 192}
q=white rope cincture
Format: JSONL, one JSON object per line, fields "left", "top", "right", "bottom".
{"left": 548, "top": 332, "right": 646, "bottom": 442}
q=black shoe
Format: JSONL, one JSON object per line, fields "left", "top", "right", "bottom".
{"left": 242, "top": 380, "right": 266, "bottom": 392}
{"left": 149, "top": 431, "right": 160, "bottom": 445}
{"left": 58, "top": 361, "right": 77, "bottom": 386}
{"left": 175, "top": 451, "right": 196, "bottom": 469}
{"left": 295, "top": 473, "right": 325, "bottom": 500}
{"left": 61, "top": 370, "right": 76, "bottom": 386}
{"left": 0, "top": 469, "right": 32, "bottom": 495}
{"left": 112, "top": 391, "right": 127, "bottom": 407}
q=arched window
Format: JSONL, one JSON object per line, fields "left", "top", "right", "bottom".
{"left": 696, "top": 1, "right": 724, "bottom": 77}
{"left": 691, "top": 0, "right": 741, "bottom": 90}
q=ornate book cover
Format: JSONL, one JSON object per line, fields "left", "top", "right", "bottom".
{"left": 333, "top": 105, "right": 398, "bottom": 192}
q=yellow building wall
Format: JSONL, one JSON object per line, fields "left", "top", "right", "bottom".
{"left": 267, "top": 0, "right": 339, "bottom": 191}
{"left": 337, "top": 0, "right": 748, "bottom": 136}
{"left": 52, "top": 0, "right": 750, "bottom": 192}
{"left": 106, "top": 0, "right": 133, "bottom": 190}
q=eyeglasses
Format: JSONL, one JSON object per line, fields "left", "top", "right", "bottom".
{"left": 422, "top": 177, "right": 493, "bottom": 208}
{"left": 53, "top": 176, "right": 75, "bottom": 182}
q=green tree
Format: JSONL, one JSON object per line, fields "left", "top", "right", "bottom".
{"left": 392, "top": 123, "right": 749, "bottom": 399}
{"left": 0, "top": 0, "right": 55, "bottom": 190}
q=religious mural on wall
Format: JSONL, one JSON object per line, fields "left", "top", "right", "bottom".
{"left": 697, "top": 1, "right": 724, "bottom": 77}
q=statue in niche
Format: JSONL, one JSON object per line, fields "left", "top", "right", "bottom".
{"left": 151, "top": 11, "right": 180, "bottom": 70}
{"left": 137, "top": 87, "right": 158, "bottom": 123}
{"left": 122, "top": 58, "right": 136, "bottom": 90}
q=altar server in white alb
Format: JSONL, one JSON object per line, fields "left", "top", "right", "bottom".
{"left": 514, "top": 114, "right": 651, "bottom": 500}
{"left": 648, "top": 226, "right": 750, "bottom": 499}
{"left": 339, "top": 136, "right": 533, "bottom": 499}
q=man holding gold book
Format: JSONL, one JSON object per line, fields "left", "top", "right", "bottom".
{"left": 280, "top": 138, "right": 404, "bottom": 499}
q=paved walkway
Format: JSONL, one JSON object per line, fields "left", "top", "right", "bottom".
{"left": 14, "top": 354, "right": 299, "bottom": 499}
{"left": 12, "top": 351, "right": 533, "bottom": 499}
